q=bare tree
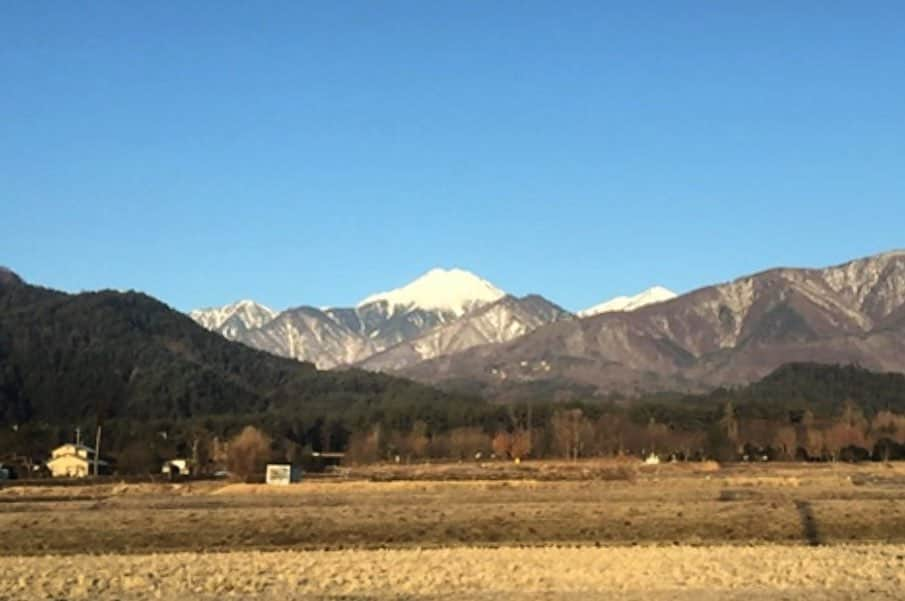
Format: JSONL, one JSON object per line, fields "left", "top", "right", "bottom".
{"left": 551, "top": 409, "right": 591, "bottom": 460}
{"left": 772, "top": 425, "right": 797, "bottom": 460}
{"left": 447, "top": 427, "right": 490, "bottom": 460}
{"left": 190, "top": 427, "right": 212, "bottom": 475}
{"left": 719, "top": 401, "right": 740, "bottom": 454}
{"left": 345, "top": 427, "right": 381, "bottom": 464}
{"left": 824, "top": 421, "right": 866, "bottom": 461}
{"left": 824, "top": 402, "right": 869, "bottom": 461}
{"left": 593, "top": 413, "right": 628, "bottom": 456}
{"left": 870, "top": 410, "right": 905, "bottom": 459}
{"left": 226, "top": 426, "right": 272, "bottom": 481}
{"left": 645, "top": 418, "right": 670, "bottom": 456}
{"left": 491, "top": 431, "right": 511, "bottom": 458}
{"left": 803, "top": 426, "right": 826, "bottom": 460}
{"left": 405, "top": 421, "right": 430, "bottom": 460}
{"left": 509, "top": 429, "right": 532, "bottom": 460}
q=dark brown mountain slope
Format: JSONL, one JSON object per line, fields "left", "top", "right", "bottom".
{"left": 403, "top": 251, "right": 905, "bottom": 396}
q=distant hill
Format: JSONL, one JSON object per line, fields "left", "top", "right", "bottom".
{"left": 0, "top": 276, "right": 465, "bottom": 427}
{"left": 627, "top": 362, "right": 905, "bottom": 434}
{"left": 698, "top": 362, "right": 905, "bottom": 417}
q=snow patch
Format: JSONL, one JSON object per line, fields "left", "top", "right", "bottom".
{"left": 579, "top": 286, "right": 677, "bottom": 317}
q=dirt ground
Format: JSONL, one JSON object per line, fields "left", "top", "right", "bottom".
{"left": 1, "top": 545, "right": 904, "bottom": 600}
{"left": 1, "top": 461, "right": 905, "bottom": 599}
{"left": 2, "top": 461, "right": 905, "bottom": 554}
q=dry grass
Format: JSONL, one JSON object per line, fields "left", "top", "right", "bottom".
{"left": 1, "top": 545, "right": 904, "bottom": 600}
{"left": 1, "top": 461, "right": 905, "bottom": 556}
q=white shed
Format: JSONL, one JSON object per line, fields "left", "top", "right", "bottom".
{"left": 265, "top": 464, "right": 302, "bottom": 485}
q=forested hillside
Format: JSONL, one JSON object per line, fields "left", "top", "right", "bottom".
{"left": 0, "top": 274, "right": 483, "bottom": 465}
{"left": 700, "top": 363, "right": 905, "bottom": 416}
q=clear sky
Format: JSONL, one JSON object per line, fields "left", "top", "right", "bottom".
{"left": 2, "top": 2, "right": 904, "bottom": 313}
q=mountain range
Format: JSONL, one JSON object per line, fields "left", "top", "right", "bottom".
{"left": 190, "top": 269, "right": 593, "bottom": 370}
{"left": 190, "top": 251, "right": 905, "bottom": 398}
{"left": 404, "top": 251, "right": 905, "bottom": 398}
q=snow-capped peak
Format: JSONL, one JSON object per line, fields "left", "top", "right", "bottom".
{"left": 357, "top": 268, "right": 506, "bottom": 316}
{"left": 189, "top": 299, "right": 277, "bottom": 331}
{"left": 578, "top": 286, "right": 677, "bottom": 317}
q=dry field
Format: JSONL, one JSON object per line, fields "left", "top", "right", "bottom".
{"left": 1, "top": 460, "right": 905, "bottom": 599}
{"left": 1, "top": 545, "right": 904, "bottom": 600}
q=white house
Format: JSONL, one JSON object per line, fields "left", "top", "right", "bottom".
{"left": 46, "top": 443, "right": 109, "bottom": 478}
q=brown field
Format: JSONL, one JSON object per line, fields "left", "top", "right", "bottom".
{"left": 1, "top": 460, "right": 905, "bottom": 599}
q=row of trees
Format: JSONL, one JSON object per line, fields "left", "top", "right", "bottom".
{"left": 5, "top": 395, "right": 905, "bottom": 476}
{"left": 341, "top": 403, "right": 905, "bottom": 465}
{"left": 164, "top": 401, "right": 905, "bottom": 480}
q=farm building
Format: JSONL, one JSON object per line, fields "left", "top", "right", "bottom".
{"left": 161, "top": 458, "right": 190, "bottom": 476}
{"left": 265, "top": 464, "right": 303, "bottom": 485}
{"left": 46, "top": 443, "right": 109, "bottom": 478}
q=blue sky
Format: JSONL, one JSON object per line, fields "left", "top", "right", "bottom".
{"left": 2, "top": 2, "right": 904, "bottom": 312}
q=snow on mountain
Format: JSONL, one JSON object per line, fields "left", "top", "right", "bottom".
{"left": 406, "top": 251, "right": 905, "bottom": 396}
{"left": 578, "top": 286, "right": 677, "bottom": 317}
{"left": 189, "top": 300, "right": 277, "bottom": 340}
{"left": 239, "top": 307, "right": 378, "bottom": 368}
{"left": 359, "top": 295, "right": 571, "bottom": 372}
{"left": 358, "top": 268, "right": 505, "bottom": 317}
{"left": 188, "top": 269, "right": 509, "bottom": 368}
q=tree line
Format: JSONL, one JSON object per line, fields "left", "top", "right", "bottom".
{"left": 8, "top": 392, "right": 902, "bottom": 477}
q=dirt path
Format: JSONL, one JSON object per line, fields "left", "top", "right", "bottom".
{"left": 1, "top": 544, "right": 903, "bottom": 600}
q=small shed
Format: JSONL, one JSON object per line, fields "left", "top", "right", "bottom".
{"left": 265, "top": 463, "right": 303, "bottom": 485}
{"left": 161, "top": 458, "right": 190, "bottom": 476}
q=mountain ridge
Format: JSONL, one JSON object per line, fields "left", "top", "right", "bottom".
{"left": 189, "top": 299, "right": 276, "bottom": 341}
{"left": 190, "top": 268, "right": 564, "bottom": 369}
{"left": 188, "top": 251, "right": 905, "bottom": 390}
{"left": 400, "top": 251, "right": 905, "bottom": 398}
{"left": 358, "top": 294, "right": 571, "bottom": 372}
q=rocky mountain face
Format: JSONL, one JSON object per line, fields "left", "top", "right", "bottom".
{"left": 188, "top": 251, "right": 905, "bottom": 394}
{"left": 189, "top": 300, "right": 276, "bottom": 341}
{"left": 190, "top": 269, "right": 567, "bottom": 369}
{"left": 404, "top": 251, "right": 905, "bottom": 396}
{"left": 359, "top": 295, "right": 571, "bottom": 371}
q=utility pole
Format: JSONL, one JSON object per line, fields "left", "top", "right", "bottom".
{"left": 75, "top": 426, "right": 81, "bottom": 447}
{"left": 93, "top": 425, "right": 102, "bottom": 476}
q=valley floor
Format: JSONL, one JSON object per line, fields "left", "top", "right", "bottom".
{"left": 1, "top": 461, "right": 905, "bottom": 599}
